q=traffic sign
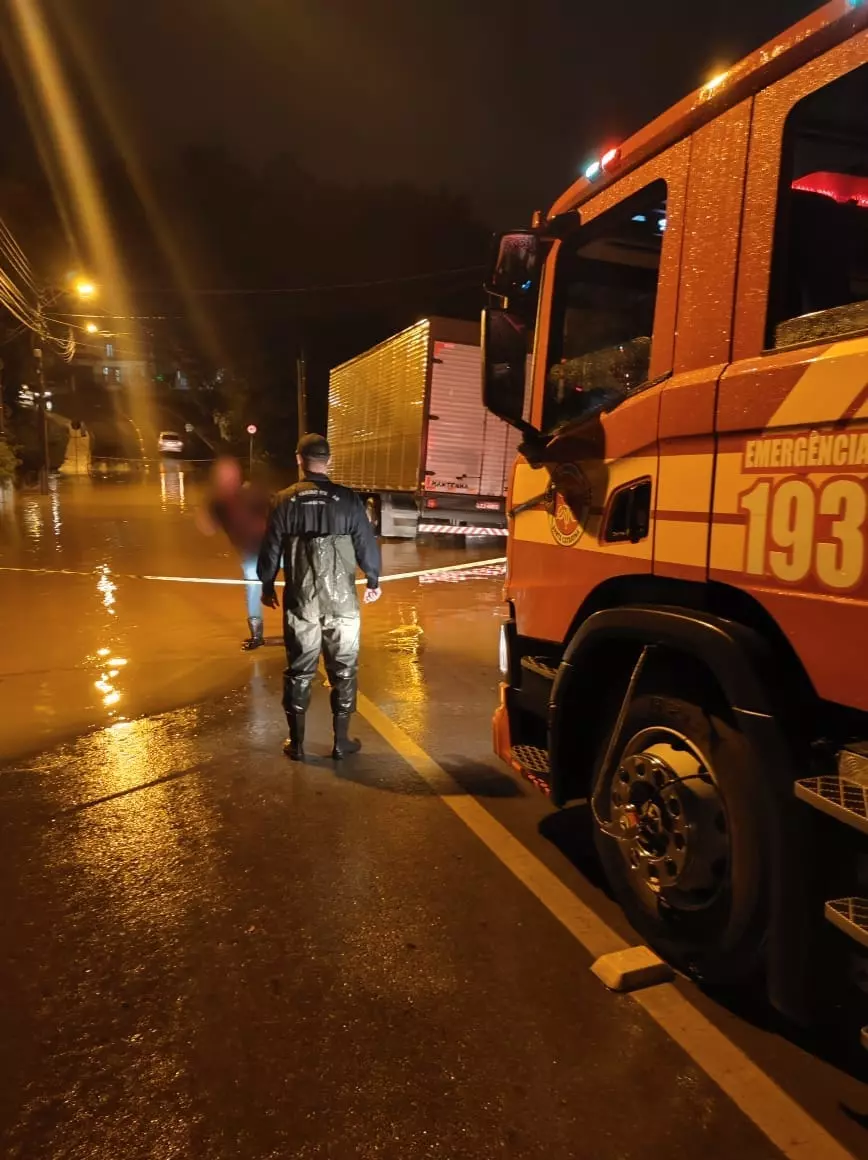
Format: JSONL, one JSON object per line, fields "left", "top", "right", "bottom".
{"left": 246, "top": 424, "right": 257, "bottom": 435}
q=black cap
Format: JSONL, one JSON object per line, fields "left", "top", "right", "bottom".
{"left": 297, "top": 432, "right": 330, "bottom": 459}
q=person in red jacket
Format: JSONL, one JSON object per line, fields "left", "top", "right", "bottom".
{"left": 197, "top": 456, "right": 271, "bottom": 650}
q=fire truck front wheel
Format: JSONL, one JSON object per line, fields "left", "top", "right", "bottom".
{"left": 591, "top": 690, "right": 768, "bottom": 986}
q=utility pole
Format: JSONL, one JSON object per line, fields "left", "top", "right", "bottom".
{"left": 34, "top": 343, "right": 50, "bottom": 494}
{"left": 33, "top": 294, "right": 50, "bottom": 494}
{"left": 296, "top": 348, "right": 307, "bottom": 439}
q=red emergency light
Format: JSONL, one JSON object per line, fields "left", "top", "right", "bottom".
{"left": 792, "top": 171, "right": 868, "bottom": 208}
{"left": 584, "top": 145, "right": 621, "bottom": 183}
{"left": 601, "top": 147, "right": 620, "bottom": 171}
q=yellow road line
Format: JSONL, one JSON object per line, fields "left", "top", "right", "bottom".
{"left": 355, "top": 688, "right": 856, "bottom": 1160}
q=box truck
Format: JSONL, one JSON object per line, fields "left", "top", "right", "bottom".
{"left": 327, "top": 317, "right": 521, "bottom": 537}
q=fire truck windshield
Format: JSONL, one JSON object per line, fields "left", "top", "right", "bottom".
{"left": 770, "top": 60, "right": 868, "bottom": 349}
{"left": 543, "top": 179, "right": 666, "bottom": 433}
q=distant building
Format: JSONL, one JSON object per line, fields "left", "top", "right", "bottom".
{"left": 72, "top": 335, "right": 155, "bottom": 391}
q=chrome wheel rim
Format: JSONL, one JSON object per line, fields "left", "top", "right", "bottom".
{"left": 608, "top": 727, "right": 729, "bottom": 912}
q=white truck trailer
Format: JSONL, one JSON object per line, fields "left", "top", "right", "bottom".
{"left": 327, "top": 317, "right": 521, "bottom": 538}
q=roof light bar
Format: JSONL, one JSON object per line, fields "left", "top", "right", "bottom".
{"left": 583, "top": 145, "right": 620, "bottom": 184}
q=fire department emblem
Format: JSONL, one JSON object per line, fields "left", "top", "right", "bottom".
{"left": 548, "top": 465, "right": 591, "bottom": 547}
{"left": 549, "top": 494, "right": 582, "bottom": 546}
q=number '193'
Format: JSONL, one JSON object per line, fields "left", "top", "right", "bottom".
{"left": 739, "top": 478, "right": 867, "bottom": 591}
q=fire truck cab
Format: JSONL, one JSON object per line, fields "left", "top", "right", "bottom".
{"left": 482, "top": 0, "right": 868, "bottom": 1033}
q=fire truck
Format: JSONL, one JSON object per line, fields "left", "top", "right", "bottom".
{"left": 482, "top": 0, "right": 868, "bottom": 1035}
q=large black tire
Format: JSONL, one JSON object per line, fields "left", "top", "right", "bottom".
{"left": 591, "top": 689, "right": 769, "bottom": 986}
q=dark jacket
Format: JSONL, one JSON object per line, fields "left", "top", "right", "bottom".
{"left": 209, "top": 482, "right": 270, "bottom": 555}
{"left": 257, "top": 473, "right": 380, "bottom": 619}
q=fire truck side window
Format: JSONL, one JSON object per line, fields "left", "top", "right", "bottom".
{"left": 543, "top": 179, "right": 667, "bottom": 433}
{"left": 768, "top": 62, "right": 868, "bottom": 349}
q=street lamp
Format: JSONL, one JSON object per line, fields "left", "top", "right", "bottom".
{"left": 74, "top": 279, "right": 97, "bottom": 300}
{"left": 85, "top": 322, "right": 98, "bottom": 334}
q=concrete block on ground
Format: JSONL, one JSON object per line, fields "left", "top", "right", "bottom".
{"left": 591, "top": 946, "right": 674, "bottom": 992}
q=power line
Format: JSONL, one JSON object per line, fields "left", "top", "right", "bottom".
{"left": 127, "top": 264, "right": 487, "bottom": 298}
{"left": 0, "top": 217, "right": 37, "bottom": 293}
{"left": 0, "top": 215, "right": 52, "bottom": 337}
{"left": 51, "top": 312, "right": 171, "bottom": 321}
{"left": 0, "top": 218, "right": 33, "bottom": 272}
{"left": 0, "top": 217, "right": 79, "bottom": 358}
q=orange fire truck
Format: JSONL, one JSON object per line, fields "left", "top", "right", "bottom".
{"left": 482, "top": 0, "right": 868, "bottom": 1035}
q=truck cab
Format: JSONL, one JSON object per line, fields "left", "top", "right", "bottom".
{"left": 483, "top": 0, "right": 868, "bottom": 1033}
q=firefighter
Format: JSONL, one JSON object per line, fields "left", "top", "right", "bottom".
{"left": 258, "top": 433, "right": 382, "bottom": 760}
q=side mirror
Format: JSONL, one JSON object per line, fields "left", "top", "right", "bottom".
{"left": 482, "top": 308, "right": 532, "bottom": 433}
{"left": 485, "top": 230, "right": 542, "bottom": 302}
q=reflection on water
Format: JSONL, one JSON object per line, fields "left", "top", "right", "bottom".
{"left": 382, "top": 605, "right": 426, "bottom": 709}
{"left": 89, "top": 647, "right": 128, "bottom": 719}
{"left": 96, "top": 563, "right": 117, "bottom": 615}
{"left": 91, "top": 564, "right": 123, "bottom": 717}
{"left": 22, "top": 500, "right": 43, "bottom": 545}
{"left": 159, "top": 467, "right": 187, "bottom": 512}
{"left": 49, "top": 490, "right": 62, "bottom": 548}
{"left": 419, "top": 562, "right": 506, "bottom": 584}
{"left": 386, "top": 608, "right": 424, "bottom": 652}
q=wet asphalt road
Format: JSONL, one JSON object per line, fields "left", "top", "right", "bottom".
{"left": 0, "top": 474, "right": 866, "bottom": 1159}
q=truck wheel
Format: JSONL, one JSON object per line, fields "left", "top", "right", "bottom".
{"left": 365, "top": 496, "right": 381, "bottom": 535}
{"left": 591, "top": 690, "right": 768, "bottom": 986}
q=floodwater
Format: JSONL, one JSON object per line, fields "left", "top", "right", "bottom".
{"left": 0, "top": 471, "right": 504, "bottom": 758}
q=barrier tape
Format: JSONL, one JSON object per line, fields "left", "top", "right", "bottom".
{"left": 90, "top": 456, "right": 215, "bottom": 465}
{"left": 0, "top": 556, "right": 508, "bottom": 588}
{"left": 417, "top": 524, "right": 507, "bottom": 536}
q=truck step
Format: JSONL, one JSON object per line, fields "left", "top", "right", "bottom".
{"left": 517, "top": 657, "right": 558, "bottom": 720}
{"left": 839, "top": 741, "right": 868, "bottom": 782}
{"left": 509, "top": 745, "right": 551, "bottom": 795}
{"left": 825, "top": 898, "right": 868, "bottom": 950}
{"left": 520, "top": 656, "right": 559, "bottom": 681}
{"left": 795, "top": 775, "right": 868, "bottom": 835}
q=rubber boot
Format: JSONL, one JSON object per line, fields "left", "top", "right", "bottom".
{"left": 282, "top": 711, "right": 305, "bottom": 760}
{"left": 241, "top": 617, "right": 264, "bottom": 651}
{"left": 331, "top": 713, "right": 362, "bottom": 760}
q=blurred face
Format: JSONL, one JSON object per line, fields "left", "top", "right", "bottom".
{"left": 212, "top": 457, "right": 242, "bottom": 494}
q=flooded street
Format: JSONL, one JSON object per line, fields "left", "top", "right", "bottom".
{"left": 0, "top": 472, "right": 502, "bottom": 758}
{"left": 0, "top": 474, "right": 865, "bottom": 1160}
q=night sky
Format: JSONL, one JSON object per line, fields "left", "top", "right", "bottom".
{"left": 37, "top": 0, "right": 820, "bottom": 226}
